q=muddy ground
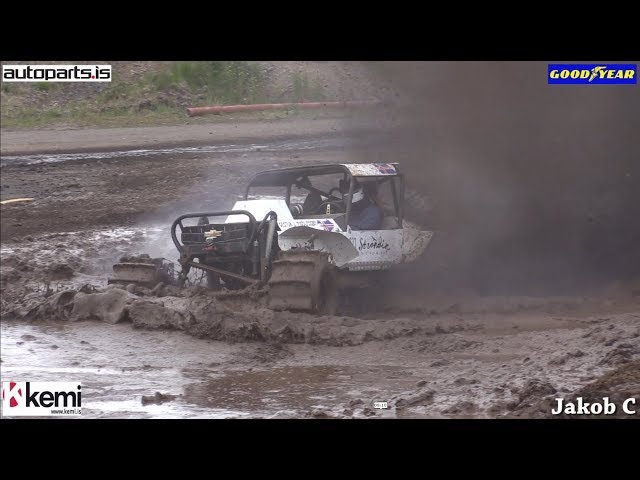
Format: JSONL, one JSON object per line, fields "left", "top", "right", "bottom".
{"left": 0, "top": 116, "right": 393, "bottom": 239}
{"left": 1, "top": 117, "right": 639, "bottom": 419}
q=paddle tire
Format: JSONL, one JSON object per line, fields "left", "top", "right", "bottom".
{"left": 267, "top": 250, "right": 338, "bottom": 315}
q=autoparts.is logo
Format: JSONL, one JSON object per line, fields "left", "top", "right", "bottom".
{"left": 548, "top": 64, "right": 637, "bottom": 85}
{"left": 2, "top": 65, "right": 111, "bottom": 82}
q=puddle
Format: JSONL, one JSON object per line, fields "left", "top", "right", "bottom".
{"left": 0, "top": 321, "right": 242, "bottom": 418}
{"left": 183, "top": 366, "right": 346, "bottom": 415}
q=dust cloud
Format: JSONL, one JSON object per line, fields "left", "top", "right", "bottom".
{"left": 364, "top": 61, "right": 640, "bottom": 295}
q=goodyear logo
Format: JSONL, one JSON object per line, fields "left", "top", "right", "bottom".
{"left": 548, "top": 64, "right": 637, "bottom": 85}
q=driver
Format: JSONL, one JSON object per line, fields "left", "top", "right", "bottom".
{"left": 297, "top": 176, "right": 344, "bottom": 215}
{"left": 288, "top": 176, "right": 322, "bottom": 216}
{"left": 302, "top": 190, "right": 323, "bottom": 213}
{"left": 346, "top": 181, "right": 382, "bottom": 230}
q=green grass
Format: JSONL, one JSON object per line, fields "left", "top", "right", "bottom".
{"left": 148, "top": 61, "right": 265, "bottom": 105}
{"left": 1, "top": 103, "right": 190, "bottom": 129}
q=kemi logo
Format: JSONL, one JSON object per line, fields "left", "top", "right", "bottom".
{"left": 1, "top": 381, "right": 81, "bottom": 417}
{"left": 548, "top": 64, "right": 637, "bottom": 85}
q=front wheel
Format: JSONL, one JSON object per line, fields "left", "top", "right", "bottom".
{"left": 311, "top": 262, "right": 338, "bottom": 315}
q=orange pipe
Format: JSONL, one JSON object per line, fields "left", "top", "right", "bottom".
{"left": 186, "top": 100, "right": 380, "bottom": 117}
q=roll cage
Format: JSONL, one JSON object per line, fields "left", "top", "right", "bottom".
{"left": 244, "top": 164, "right": 405, "bottom": 229}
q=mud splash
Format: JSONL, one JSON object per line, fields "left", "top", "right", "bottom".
{"left": 0, "top": 225, "right": 171, "bottom": 317}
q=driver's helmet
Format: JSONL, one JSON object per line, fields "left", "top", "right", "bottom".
{"left": 343, "top": 181, "right": 366, "bottom": 206}
{"left": 351, "top": 188, "right": 365, "bottom": 203}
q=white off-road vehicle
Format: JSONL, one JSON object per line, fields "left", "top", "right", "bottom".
{"left": 112, "top": 163, "right": 434, "bottom": 314}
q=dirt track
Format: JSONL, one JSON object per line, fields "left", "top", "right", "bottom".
{"left": 1, "top": 120, "right": 639, "bottom": 419}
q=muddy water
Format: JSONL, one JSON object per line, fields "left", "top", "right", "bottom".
{"left": 0, "top": 321, "right": 416, "bottom": 418}
{"left": 1, "top": 321, "right": 235, "bottom": 418}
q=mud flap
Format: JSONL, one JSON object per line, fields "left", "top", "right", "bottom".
{"left": 278, "top": 226, "right": 359, "bottom": 267}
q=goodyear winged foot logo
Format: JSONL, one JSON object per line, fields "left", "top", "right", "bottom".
{"left": 548, "top": 64, "right": 637, "bottom": 85}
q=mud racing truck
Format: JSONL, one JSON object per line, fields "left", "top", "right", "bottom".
{"left": 111, "top": 163, "right": 433, "bottom": 314}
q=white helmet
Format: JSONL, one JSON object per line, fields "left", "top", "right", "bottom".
{"left": 345, "top": 186, "right": 364, "bottom": 204}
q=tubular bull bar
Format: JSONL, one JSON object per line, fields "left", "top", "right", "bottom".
{"left": 171, "top": 210, "right": 277, "bottom": 287}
